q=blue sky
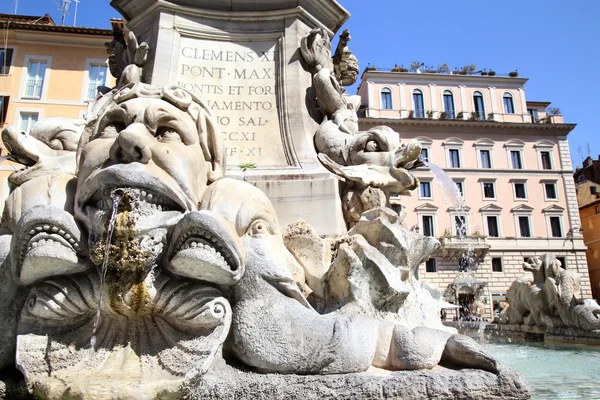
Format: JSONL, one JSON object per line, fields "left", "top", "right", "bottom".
{"left": 3, "top": 0, "right": 599, "bottom": 166}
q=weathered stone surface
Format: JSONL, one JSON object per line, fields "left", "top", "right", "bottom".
{"left": 184, "top": 366, "right": 531, "bottom": 400}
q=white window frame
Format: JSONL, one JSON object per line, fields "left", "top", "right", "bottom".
{"left": 502, "top": 92, "right": 515, "bottom": 114}
{"left": 512, "top": 205, "right": 534, "bottom": 238}
{"left": 505, "top": 139, "right": 526, "bottom": 170}
{"left": 510, "top": 179, "right": 528, "bottom": 201}
{"left": 542, "top": 180, "right": 559, "bottom": 201}
{"left": 0, "top": 46, "right": 17, "bottom": 76}
{"left": 416, "top": 136, "right": 433, "bottom": 164}
{"left": 81, "top": 58, "right": 110, "bottom": 102}
{"left": 480, "top": 204, "right": 503, "bottom": 238}
{"left": 480, "top": 179, "right": 497, "bottom": 200}
{"left": 444, "top": 137, "right": 464, "bottom": 168}
{"left": 19, "top": 55, "right": 52, "bottom": 100}
{"left": 547, "top": 214, "right": 565, "bottom": 238}
{"left": 474, "top": 138, "right": 495, "bottom": 169}
{"left": 441, "top": 89, "right": 456, "bottom": 118}
{"left": 472, "top": 90, "right": 486, "bottom": 119}
{"left": 453, "top": 178, "right": 465, "bottom": 200}
{"left": 13, "top": 107, "right": 44, "bottom": 132}
{"left": 412, "top": 88, "right": 426, "bottom": 118}
{"left": 420, "top": 214, "right": 437, "bottom": 237}
{"left": 415, "top": 203, "right": 439, "bottom": 238}
{"left": 419, "top": 179, "right": 433, "bottom": 200}
{"left": 534, "top": 140, "right": 555, "bottom": 170}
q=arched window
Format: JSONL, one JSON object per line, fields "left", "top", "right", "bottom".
{"left": 473, "top": 91, "right": 485, "bottom": 120}
{"left": 381, "top": 87, "right": 392, "bottom": 110}
{"left": 503, "top": 92, "right": 515, "bottom": 114}
{"left": 443, "top": 90, "right": 455, "bottom": 119}
{"left": 413, "top": 89, "right": 424, "bottom": 118}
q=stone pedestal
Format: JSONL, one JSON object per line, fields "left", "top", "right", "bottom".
{"left": 110, "top": 0, "right": 350, "bottom": 235}
{"left": 183, "top": 366, "right": 531, "bottom": 400}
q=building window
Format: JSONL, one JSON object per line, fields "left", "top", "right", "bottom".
{"left": 0, "top": 96, "right": 9, "bottom": 125}
{"left": 540, "top": 151, "right": 552, "bottom": 170}
{"left": 503, "top": 93, "right": 515, "bottom": 114}
{"left": 518, "top": 216, "right": 532, "bottom": 237}
{"left": 514, "top": 182, "right": 527, "bottom": 200}
{"left": 422, "top": 215, "right": 434, "bottom": 237}
{"left": 492, "top": 257, "right": 503, "bottom": 272}
{"left": 420, "top": 181, "right": 432, "bottom": 198}
{"left": 420, "top": 147, "right": 429, "bottom": 162}
{"left": 449, "top": 149, "right": 461, "bottom": 168}
{"left": 454, "top": 181, "right": 464, "bottom": 198}
{"left": 413, "top": 89, "right": 424, "bottom": 118}
{"left": 87, "top": 64, "right": 108, "bottom": 100}
{"left": 510, "top": 150, "right": 523, "bottom": 169}
{"left": 483, "top": 182, "right": 496, "bottom": 199}
{"left": 25, "top": 60, "right": 48, "bottom": 99}
{"left": 487, "top": 216, "right": 499, "bottom": 237}
{"left": 480, "top": 149, "right": 491, "bottom": 168}
{"left": 550, "top": 216, "right": 563, "bottom": 237}
{"left": 544, "top": 183, "right": 557, "bottom": 200}
{"left": 425, "top": 258, "right": 437, "bottom": 273}
{"left": 19, "top": 112, "right": 39, "bottom": 133}
{"left": 0, "top": 48, "right": 14, "bottom": 75}
{"left": 443, "top": 90, "right": 455, "bottom": 118}
{"left": 455, "top": 215, "right": 467, "bottom": 236}
{"left": 473, "top": 91, "right": 485, "bottom": 120}
{"left": 528, "top": 108, "right": 539, "bottom": 123}
{"left": 556, "top": 257, "right": 566, "bottom": 268}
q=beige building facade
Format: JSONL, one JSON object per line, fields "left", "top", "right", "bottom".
{"left": 358, "top": 69, "right": 590, "bottom": 318}
{"left": 0, "top": 13, "right": 113, "bottom": 194}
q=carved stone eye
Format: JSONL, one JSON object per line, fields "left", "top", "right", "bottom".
{"left": 365, "top": 140, "right": 380, "bottom": 152}
{"left": 250, "top": 220, "right": 268, "bottom": 236}
{"left": 157, "top": 127, "right": 182, "bottom": 142}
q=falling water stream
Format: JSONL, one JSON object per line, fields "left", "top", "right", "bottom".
{"left": 90, "top": 190, "right": 123, "bottom": 349}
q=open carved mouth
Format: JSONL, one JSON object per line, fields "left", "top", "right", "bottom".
{"left": 77, "top": 166, "right": 193, "bottom": 215}
{"left": 167, "top": 211, "right": 244, "bottom": 285}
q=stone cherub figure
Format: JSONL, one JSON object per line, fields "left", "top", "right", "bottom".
{"left": 301, "top": 28, "right": 423, "bottom": 227}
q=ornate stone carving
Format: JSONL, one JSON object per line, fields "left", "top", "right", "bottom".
{"left": 500, "top": 253, "right": 600, "bottom": 333}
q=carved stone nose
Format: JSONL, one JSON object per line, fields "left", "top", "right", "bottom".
{"left": 109, "top": 122, "right": 153, "bottom": 164}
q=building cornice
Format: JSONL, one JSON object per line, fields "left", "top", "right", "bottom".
{"left": 359, "top": 70, "right": 528, "bottom": 89}
{"left": 358, "top": 117, "right": 576, "bottom": 136}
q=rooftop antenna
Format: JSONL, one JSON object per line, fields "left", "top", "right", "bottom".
{"left": 57, "top": 0, "right": 71, "bottom": 26}
{"left": 73, "top": 0, "right": 80, "bottom": 26}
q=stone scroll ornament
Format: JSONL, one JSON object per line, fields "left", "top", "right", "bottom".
{"left": 500, "top": 253, "right": 600, "bottom": 333}
{"left": 301, "top": 28, "right": 423, "bottom": 227}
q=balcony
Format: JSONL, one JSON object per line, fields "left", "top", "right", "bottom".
{"left": 438, "top": 235, "right": 490, "bottom": 261}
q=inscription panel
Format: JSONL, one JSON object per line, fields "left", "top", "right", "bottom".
{"left": 177, "top": 37, "right": 287, "bottom": 166}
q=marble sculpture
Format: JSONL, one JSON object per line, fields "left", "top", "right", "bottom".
{"left": 0, "top": 21, "right": 528, "bottom": 400}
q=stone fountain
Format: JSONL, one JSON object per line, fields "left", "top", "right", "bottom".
{"left": 0, "top": 1, "right": 530, "bottom": 399}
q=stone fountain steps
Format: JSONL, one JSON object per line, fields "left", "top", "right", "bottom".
{"left": 486, "top": 323, "right": 600, "bottom": 346}
{"left": 185, "top": 366, "right": 530, "bottom": 400}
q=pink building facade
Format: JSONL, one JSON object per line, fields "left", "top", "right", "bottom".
{"left": 358, "top": 70, "right": 590, "bottom": 318}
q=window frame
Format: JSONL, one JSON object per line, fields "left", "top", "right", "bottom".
{"left": 491, "top": 257, "right": 503, "bottom": 272}
{"left": 425, "top": 258, "right": 437, "bottom": 273}
{"left": 444, "top": 137, "right": 464, "bottom": 169}
{"left": 511, "top": 179, "right": 528, "bottom": 201}
{"left": 419, "top": 180, "right": 433, "bottom": 199}
{"left": 81, "top": 58, "right": 110, "bottom": 102}
{"left": 453, "top": 178, "right": 465, "bottom": 199}
{"left": 534, "top": 140, "right": 556, "bottom": 171}
{"left": 415, "top": 203, "right": 439, "bottom": 239}
{"left": 481, "top": 180, "right": 497, "bottom": 200}
{"left": 474, "top": 138, "right": 495, "bottom": 169}
{"left": 481, "top": 204, "right": 503, "bottom": 238}
{"left": 449, "top": 206, "right": 471, "bottom": 237}
{"left": 19, "top": 55, "right": 52, "bottom": 100}
{"left": 19, "top": 111, "right": 39, "bottom": 133}
{"left": 548, "top": 215, "right": 564, "bottom": 238}
{"left": 13, "top": 107, "right": 44, "bottom": 132}
{"left": 442, "top": 89, "right": 455, "bottom": 119}
{"left": 421, "top": 215, "right": 435, "bottom": 237}
{"left": 505, "top": 140, "right": 526, "bottom": 170}
{"left": 0, "top": 48, "right": 15, "bottom": 75}
{"left": 543, "top": 205, "right": 565, "bottom": 238}
{"left": 416, "top": 136, "right": 433, "bottom": 164}
{"left": 542, "top": 181, "right": 558, "bottom": 201}
{"left": 0, "top": 96, "right": 9, "bottom": 125}
{"left": 512, "top": 205, "right": 534, "bottom": 238}
{"left": 472, "top": 90, "right": 486, "bottom": 120}
{"left": 502, "top": 92, "right": 515, "bottom": 114}
{"left": 412, "top": 88, "right": 425, "bottom": 118}
{"left": 448, "top": 149, "right": 461, "bottom": 168}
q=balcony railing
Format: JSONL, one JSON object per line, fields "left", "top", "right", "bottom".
{"left": 24, "top": 79, "right": 44, "bottom": 98}
{"left": 438, "top": 235, "right": 490, "bottom": 261}
{"left": 362, "top": 108, "right": 564, "bottom": 124}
